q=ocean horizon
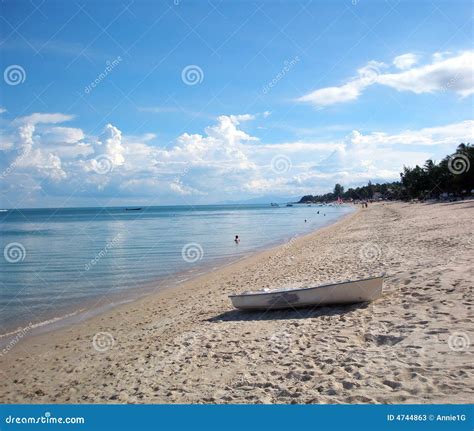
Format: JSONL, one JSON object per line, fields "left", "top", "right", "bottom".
{"left": 0, "top": 203, "right": 354, "bottom": 338}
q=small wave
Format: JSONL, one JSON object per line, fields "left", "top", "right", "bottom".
{"left": 0, "top": 308, "right": 86, "bottom": 339}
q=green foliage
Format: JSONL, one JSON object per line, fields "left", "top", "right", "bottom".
{"left": 333, "top": 183, "right": 344, "bottom": 198}
{"left": 298, "top": 144, "right": 473, "bottom": 203}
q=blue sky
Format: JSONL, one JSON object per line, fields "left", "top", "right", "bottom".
{"left": 0, "top": 0, "right": 473, "bottom": 207}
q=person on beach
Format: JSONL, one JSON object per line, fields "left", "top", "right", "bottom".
{"left": 234, "top": 235, "right": 240, "bottom": 244}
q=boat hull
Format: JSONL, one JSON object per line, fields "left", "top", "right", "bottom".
{"left": 229, "top": 276, "right": 383, "bottom": 310}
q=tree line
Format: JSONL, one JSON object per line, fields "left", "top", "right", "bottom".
{"left": 299, "top": 143, "right": 473, "bottom": 203}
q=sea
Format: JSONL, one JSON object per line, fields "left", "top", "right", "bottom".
{"left": 0, "top": 204, "right": 354, "bottom": 339}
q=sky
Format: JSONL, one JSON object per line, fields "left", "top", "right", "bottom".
{"left": 0, "top": 0, "right": 473, "bottom": 208}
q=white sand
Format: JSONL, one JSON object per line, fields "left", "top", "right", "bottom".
{"left": 1, "top": 201, "right": 473, "bottom": 403}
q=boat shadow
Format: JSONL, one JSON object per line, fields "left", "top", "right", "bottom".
{"left": 208, "top": 302, "right": 370, "bottom": 322}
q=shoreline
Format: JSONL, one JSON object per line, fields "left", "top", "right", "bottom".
{"left": 1, "top": 201, "right": 472, "bottom": 404}
{"left": 0, "top": 206, "right": 356, "bottom": 347}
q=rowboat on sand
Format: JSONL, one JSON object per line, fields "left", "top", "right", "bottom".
{"left": 229, "top": 275, "right": 384, "bottom": 310}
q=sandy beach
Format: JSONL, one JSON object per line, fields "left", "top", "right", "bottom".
{"left": 1, "top": 201, "right": 472, "bottom": 404}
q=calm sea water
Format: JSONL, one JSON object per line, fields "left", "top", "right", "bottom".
{"left": 0, "top": 204, "right": 353, "bottom": 335}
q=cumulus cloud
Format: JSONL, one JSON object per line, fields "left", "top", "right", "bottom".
{"left": 96, "top": 124, "right": 125, "bottom": 166}
{"left": 0, "top": 107, "right": 6, "bottom": 114}
{"left": 0, "top": 111, "right": 472, "bottom": 206}
{"left": 298, "top": 51, "right": 473, "bottom": 106}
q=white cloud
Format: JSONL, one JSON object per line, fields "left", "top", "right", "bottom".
{"left": 297, "top": 61, "right": 385, "bottom": 107}
{"left": 96, "top": 123, "right": 125, "bottom": 166}
{"left": 393, "top": 53, "right": 419, "bottom": 70}
{"left": 42, "top": 127, "right": 85, "bottom": 145}
{"left": 378, "top": 51, "right": 473, "bottom": 96}
{"left": 298, "top": 51, "right": 474, "bottom": 107}
{"left": 0, "top": 111, "right": 471, "bottom": 205}
{"left": 15, "top": 112, "right": 75, "bottom": 126}
{"left": 0, "top": 107, "right": 6, "bottom": 114}
{"left": 297, "top": 81, "right": 364, "bottom": 107}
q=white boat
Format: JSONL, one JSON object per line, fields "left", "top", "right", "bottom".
{"left": 229, "top": 275, "right": 384, "bottom": 310}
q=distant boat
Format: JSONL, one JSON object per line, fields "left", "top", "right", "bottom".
{"left": 229, "top": 275, "right": 384, "bottom": 310}
{"left": 125, "top": 207, "right": 142, "bottom": 211}
{"left": 286, "top": 204, "right": 293, "bottom": 207}
{"left": 270, "top": 203, "right": 280, "bottom": 207}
